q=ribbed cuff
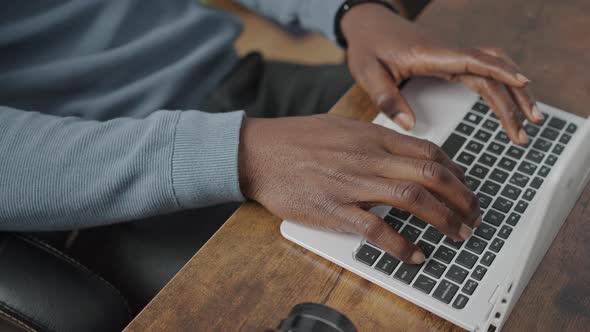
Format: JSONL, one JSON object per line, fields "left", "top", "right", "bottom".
{"left": 171, "top": 110, "right": 246, "bottom": 209}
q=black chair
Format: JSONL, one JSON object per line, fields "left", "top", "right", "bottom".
{"left": 0, "top": 203, "right": 237, "bottom": 332}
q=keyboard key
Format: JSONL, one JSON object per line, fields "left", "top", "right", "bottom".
{"left": 489, "top": 169, "right": 509, "bottom": 184}
{"left": 375, "top": 253, "right": 400, "bottom": 275}
{"left": 442, "top": 133, "right": 468, "bottom": 159}
{"left": 453, "top": 294, "right": 469, "bottom": 309}
{"left": 539, "top": 113, "right": 549, "bottom": 125}
{"left": 477, "top": 193, "right": 493, "bottom": 209}
{"left": 355, "top": 244, "right": 382, "bottom": 266}
{"left": 417, "top": 240, "right": 435, "bottom": 258}
{"left": 471, "top": 265, "right": 488, "bottom": 281}
{"left": 478, "top": 153, "right": 497, "bottom": 167}
{"left": 465, "top": 141, "right": 484, "bottom": 154}
{"left": 493, "top": 197, "right": 514, "bottom": 213}
{"left": 472, "top": 102, "right": 490, "bottom": 114}
{"left": 541, "top": 127, "right": 559, "bottom": 141}
{"left": 515, "top": 200, "right": 528, "bottom": 213}
{"left": 480, "top": 252, "right": 496, "bottom": 267}
{"left": 393, "top": 263, "right": 422, "bottom": 284}
{"left": 501, "top": 184, "right": 522, "bottom": 200}
{"left": 464, "top": 112, "right": 483, "bottom": 125}
{"left": 384, "top": 215, "right": 404, "bottom": 231}
{"left": 457, "top": 152, "right": 477, "bottom": 166}
{"left": 444, "top": 237, "right": 464, "bottom": 250}
{"left": 526, "top": 150, "right": 545, "bottom": 163}
{"left": 538, "top": 165, "right": 551, "bottom": 177}
{"left": 533, "top": 138, "right": 552, "bottom": 152}
{"left": 469, "top": 164, "right": 490, "bottom": 179}
{"left": 518, "top": 161, "right": 538, "bottom": 175}
{"left": 389, "top": 208, "right": 410, "bottom": 220}
{"left": 456, "top": 250, "right": 478, "bottom": 269}
{"left": 434, "top": 246, "right": 456, "bottom": 264}
{"left": 481, "top": 181, "right": 501, "bottom": 196}
{"left": 506, "top": 146, "right": 525, "bottom": 159}
{"left": 433, "top": 280, "right": 459, "bottom": 304}
{"left": 475, "top": 130, "right": 492, "bottom": 142}
{"left": 559, "top": 133, "right": 571, "bottom": 144}
{"left": 462, "top": 279, "right": 479, "bottom": 295}
{"left": 498, "top": 225, "right": 513, "bottom": 239}
{"left": 498, "top": 157, "right": 517, "bottom": 171}
{"left": 465, "top": 176, "right": 481, "bottom": 191}
{"left": 552, "top": 144, "right": 565, "bottom": 155}
{"left": 484, "top": 210, "right": 505, "bottom": 226}
{"left": 482, "top": 119, "right": 500, "bottom": 132}
{"left": 509, "top": 173, "right": 530, "bottom": 188}
{"left": 545, "top": 154, "right": 558, "bottom": 166}
{"left": 506, "top": 212, "right": 520, "bottom": 226}
{"left": 424, "top": 260, "right": 447, "bottom": 279}
{"left": 401, "top": 225, "right": 422, "bottom": 242}
{"left": 523, "top": 124, "right": 540, "bottom": 137}
{"left": 409, "top": 216, "right": 427, "bottom": 229}
{"left": 495, "top": 131, "right": 510, "bottom": 143}
{"left": 548, "top": 117, "right": 566, "bottom": 130}
{"left": 446, "top": 265, "right": 469, "bottom": 284}
{"left": 423, "top": 226, "right": 444, "bottom": 244}
{"left": 474, "top": 223, "right": 496, "bottom": 240}
{"left": 490, "top": 238, "right": 505, "bottom": 253}
{"left": 530, "top": 177, "right": 543, "bottom": 189}
{"left": 487, "top": 142, "right": 505, "bottom": 155}
{"left": 523, "top": 188, "right": 536, "bottom": 201}
{"left": 456, "top": 123, "right": 476, "bottom": 136}
{"left": 413, "top": 274, "right": 437, "bottom": 294}
{"left": 466, "top": 237, "right": 487, "bottom": 254}
{"left": 566, "top": 123, "right": 578, "bottom": 134}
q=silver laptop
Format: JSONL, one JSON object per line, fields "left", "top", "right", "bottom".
{"left": 281, "top": 78, "right": 590, "bottom": 332}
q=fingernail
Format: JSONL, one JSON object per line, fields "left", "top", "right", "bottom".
{"left": 516, "top": 73, "right": 531, "bottom": 84}
{"left": 459, "top": 224, "right": 473, "bottom": 240}
{"left": 394, "top": 113, "right": 415, "bottom": 130}
{"left": 532, "top": 105, "right": 544, "bottom": 121}
{"left": 474, "top": 216, "right": 482, "bottom": 228}
{"left": 409, "top": 250, "right": 426, "bottom": 264}
{"left": 518, "top": 128, "right": 529, "bottom": 144}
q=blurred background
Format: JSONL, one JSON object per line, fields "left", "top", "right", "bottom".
{"left": 209, "top": 0, "right": 431, "bottom": 65}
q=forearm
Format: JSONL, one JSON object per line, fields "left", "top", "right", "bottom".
{"left": 0, "top": 107, "right": 245, "bottom": 231}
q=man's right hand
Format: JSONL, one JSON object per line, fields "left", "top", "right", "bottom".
{"left": 238, "top": 114, "right": 481, "bottom": 264}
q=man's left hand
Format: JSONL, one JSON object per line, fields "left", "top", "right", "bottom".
{"left": 341, "top": 3, "right": 544, "bottom": 145}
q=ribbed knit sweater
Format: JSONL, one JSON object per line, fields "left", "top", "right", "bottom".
{"left": 0, "top": 0, "right": 342, "bottom": 230}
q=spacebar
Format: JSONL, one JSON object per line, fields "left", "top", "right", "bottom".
{"left": 440, "top": 133, "right": 467, "bottom": 159}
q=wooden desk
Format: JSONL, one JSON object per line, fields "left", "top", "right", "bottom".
{"left": 126, "top": 0, "right": 590, "bottom": 330}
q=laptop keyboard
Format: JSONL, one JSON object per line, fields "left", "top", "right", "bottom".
{"left": 354, "top": 99, "right": 578, "bottom": 309}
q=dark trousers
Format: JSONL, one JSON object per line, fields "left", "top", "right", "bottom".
{"left": 3, "top": 53, "right": 354, "bottom": 329}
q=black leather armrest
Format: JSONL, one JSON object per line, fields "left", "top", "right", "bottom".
{"left": 0, "top": 234, "right": 132, "bottom": 332}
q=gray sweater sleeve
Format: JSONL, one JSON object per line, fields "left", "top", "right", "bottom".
{"left": 0, "top": 107, "right": 245, "bottom": 231}
{"left": 235, "top": 0, "right": 344, "bottom": 41}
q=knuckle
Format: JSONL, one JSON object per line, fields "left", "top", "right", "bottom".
{"left": 375, "top": 93, "right": 395, "bottom": 112}
{"left": 419, "top": 161, "right": 449, "bottom": 184}
{"left": 421, "top": 140, "right": 445, "bottom": 161}
{"left": 356, "top": 216, "right": 382, "bottom": 240}
{"left": 394, "top": 182, "right": 425, "bottom": 208}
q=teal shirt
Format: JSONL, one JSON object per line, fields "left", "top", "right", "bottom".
{"left": 0, "top": 0, "right": 343, "bottom": 230}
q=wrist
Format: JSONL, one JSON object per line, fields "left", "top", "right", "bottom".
{"left": 335, "top": 0, "right": 399, "bottom": 48}
{"left": 238, "top": 118, "right": 265, "bottom": 200}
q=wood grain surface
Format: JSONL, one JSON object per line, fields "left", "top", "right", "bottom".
{"left": 125, "top": 0, "right": 590, "bottom": 331}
